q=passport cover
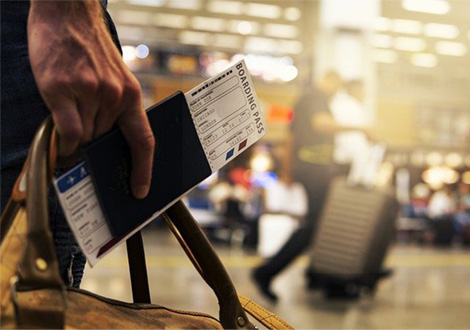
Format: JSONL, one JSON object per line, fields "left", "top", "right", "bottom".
{"left": 82, "top": 91, "right": 212, "bottom": 237}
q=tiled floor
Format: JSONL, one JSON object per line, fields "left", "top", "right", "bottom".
{"left": 81, "top": 228, "right": 470, "bottom": 329}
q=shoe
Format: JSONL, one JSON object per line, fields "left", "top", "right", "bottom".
{"left": 251, "top": 268, "right": 278, "bottom": 303}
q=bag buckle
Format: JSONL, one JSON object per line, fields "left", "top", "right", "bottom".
{"left": 10, "top": 275, "right": 67, "bottom": 323}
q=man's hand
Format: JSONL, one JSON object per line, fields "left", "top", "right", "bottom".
{"left": 28, "top": 0, "right": 154, "bottom": 199}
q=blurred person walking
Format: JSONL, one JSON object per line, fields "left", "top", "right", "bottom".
{"left": 252, "top": 73, "right": 375, "bottom": 302}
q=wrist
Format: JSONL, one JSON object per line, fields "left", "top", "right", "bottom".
{"left": 29, "top": 0, "right": 101, "bottom": 24}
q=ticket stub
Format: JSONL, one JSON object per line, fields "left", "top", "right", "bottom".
{"left": 185, "top": 60, "right": 267, "bottom": 172}
{"left": 53, "top": 60, "right": 266, "bottom": 265}
{"left": 53, "top": 163, "right": 112, "bottom": 266}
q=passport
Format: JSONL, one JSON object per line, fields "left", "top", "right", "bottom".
{"left": 82, "top": 91, "right": 211, "bottom": 237}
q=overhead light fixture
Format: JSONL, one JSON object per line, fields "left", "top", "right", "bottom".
{"left": 264, "top": 23, "right": 299, "bottom": 39}
{"left": 424, "top": 23, "right": 459, "bottom": 39}
{"left": 191, "top": 16, "right": 226, "bottom": 32}
{"left": 426, "top": 152, "right": 443, "bottom": 166}
{"left": 245, "top": 3, "right": 281, "bottom": 19}
{"left": 411, "top": 53, "right": 438, "bottom": 68}
{"left": 237, "top": 21, "right": 253, "bottom": 35}
{"left": 135, "top": 44, "right": 150, "bottom": 59}
{"left": 394, "top": 36, "right": 426, "bottom": 52}
{"left": 179, "top": 31, "right": 209, "bottom": 46}
{"left": 445, "top": 153, "right": 464, "bottom": 168}
{"left": 117, "top": 10, "right": 151, "bottom": 25}
{"left": 166, "top": 0, "right": 200, "bottom": 10}
{"left": 422, "top": 166, "right": 459, "bottom": 190}
{"left": 284, "top": 7, "right": 301, "bottom": 21}
{"left": 372, "top": 49, "right": 397, "bottom": 63}
{"left": 392, "top": 19, "right": 423, "bottom": 35}
{"left": 154, "top": 13, "right": 188, "bottom": 29}
{"left": 122, "top": 45, "right": 137, "bottom": 63}
{"left": 126, "top": 0, "right": 165, "bottom": 6}
{"left": 278, "top": 40, "right": 303, "bottom": 54}
{"left": 212, "top": 34, "right": 241, "bottom": 49}
{"left": 370, "top": 34, "right": 393, "bottom": 48}
{"left": 402, "top": 0, "right": 450, "bottom": 15}
{"left": 230, "top": 20, "right": 259, "bottom": 35}
{"left": 374, "top": 17, "right": 392, "bottom": 31}
{"left": 207, "top": 0, "right": 243, "bottom": 15}
{"left": 436, "top": 41, "right": 467, "bottom": 56}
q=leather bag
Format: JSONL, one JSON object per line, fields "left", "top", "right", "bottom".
{"left": 0, "top": 118, "right": 294, "bottom": 329}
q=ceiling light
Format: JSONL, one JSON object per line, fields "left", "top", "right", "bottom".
{"left": 372, "top": 49, "right": 397, "bottom": 63}
{"left": 230, "top": 20, "right": 260, "bottom": 35}
{"left": 245, "top": 3, "right": 281, "bottom": 19}
{"left": 370, "top": 34, "right": 393, "bottom": 48}
{"left": 117, "top": 10, "right": 151, "bottom": 25}
{"left": 424, "top": 23, "right": 459, "bottom": 39}
{"left": 213, "top": 34, "right": 241, "bottom": 49}
{"left": 411, "top": 53, "right": 438, "bottom": 68}
{"left": 394, "top": 36, "right": 426, "bottom": 52}
{"left": 278, "top": 65, "right": 298, "bottom": 82}
{"left": 245, "top": 37, "right": 278, "bottom": 54}
{"left": 445, "top": 153, "right": 464, "bottom": 168}
{"left": 284, "top": 7, "right": 301, "bottom": 21}
{"left": 122, "top": 45, "right": 137, "bottom": 63}
{"left": 237, "top": 21, "right": 252, "bottom": 35}
{"left": 278, "top": 40, "right": 303, "bottom": 54}
{"left": 166, "top": 0, "right": 200, "bottom": 10}
{"left": 374, "top": 17, "right": 392, "bottom": 31}
{"left": 402, "top": 0, "right": 450, "bottom": 15}
{"left": 154, "top": 13, "right": 188, "bottom": 29}
{"left": 207, "top": 0, "right": 243, "bottom": 15}
{"left": 191, "top": 16, "right": 225, "bottom": 32}
{"left": 392, "top": 19, "right": 423, "bottom": 34}
{"left": 264, "top": 24, "right": 299, "bottom": 39}
{"left": 435, "top": 41, "right": 467, "bottom": 56}
{"left": 426, "top": 152, "right": 443, "bottom": 166}
{"left": 126, "top": 0, "right": 165, "bottom": 6}
{"left": 135, "top": 44, "right": 150, "bottom": 59}
{"left": 179, "top": 31, "right": 209, "bottom": 46}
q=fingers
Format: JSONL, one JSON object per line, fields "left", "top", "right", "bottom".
{"left": 48, "top": 96, "right": 83, "bottom": 156}
{"left": 117, "top": 79, "right": 155, "bottom": 199}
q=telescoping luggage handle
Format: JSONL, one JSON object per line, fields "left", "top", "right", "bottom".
{"left": 8, "top": 118, "right": 293, "bottom": 330}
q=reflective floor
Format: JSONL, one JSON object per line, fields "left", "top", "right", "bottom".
{"left": 81, "top": 228, "right": 470, "bottom": 329}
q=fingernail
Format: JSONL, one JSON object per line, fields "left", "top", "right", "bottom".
{"left": 134, "top": 185, "right": 149, "bottom": 199}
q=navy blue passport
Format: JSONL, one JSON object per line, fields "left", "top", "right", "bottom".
{"left": 82, "top": 91, "right": 212, "bottom": 237}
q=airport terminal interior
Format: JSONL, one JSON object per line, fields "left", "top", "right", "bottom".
{"left": 11, "top": 0, "right": 470, "bottom": 329}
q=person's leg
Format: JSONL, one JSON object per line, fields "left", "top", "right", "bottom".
{"left": 253, "top": 166, "right": 331, "bottom": 301}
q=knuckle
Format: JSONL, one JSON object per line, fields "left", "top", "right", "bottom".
{"left": 61, "top": 123, "right": 83, "bottom": 142}
{"left": 41, "top": 76, "right": 70, "bottom": 93}
{"left": 125, "top": 78, "right": 142, "bottom": 100}
{"left": 79, "top": 74, "right": 99, "bottom": 94}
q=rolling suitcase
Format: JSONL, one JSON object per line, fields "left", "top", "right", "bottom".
{"left": 306, "top": 176, "right": 398, "bottom": 298}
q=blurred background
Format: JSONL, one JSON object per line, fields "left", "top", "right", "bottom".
{"left": 82, "top": 0, "right": 470, "bottom": 328}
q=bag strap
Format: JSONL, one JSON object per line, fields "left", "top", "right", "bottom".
{"left": 10, "top": 118, "right": 66, "bottom": 329}
{"left": 160, "top": 203, "right": 293, "bottom": 330}
{"left": 162, "top": 202, "right": 255, "bottom": 329}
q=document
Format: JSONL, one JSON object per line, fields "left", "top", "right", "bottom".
{"left": 53, "top": 60, "right": 267, "bottom": 265}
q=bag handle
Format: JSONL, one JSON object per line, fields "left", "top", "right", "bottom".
{"left": 161, "top": 206, "right": 293, "bottom": 330}
{"left": 11, "top": 117, "right": 66, "bottom": 329}
{"left": 162, "top": 203, "right": 254, "bottom": 329}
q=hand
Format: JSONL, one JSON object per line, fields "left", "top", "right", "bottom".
{"left": 28, "top": 0, "right": 154, "bottom": 199}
